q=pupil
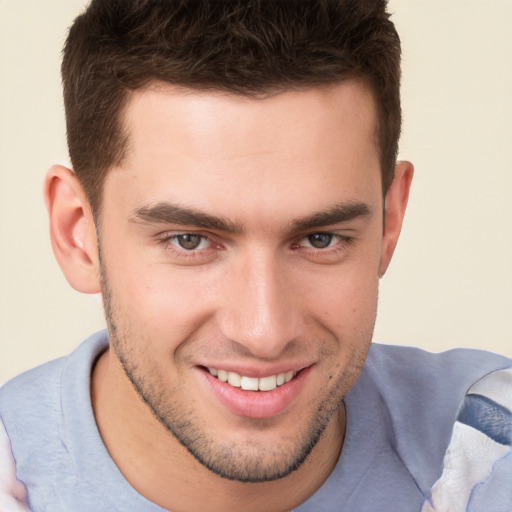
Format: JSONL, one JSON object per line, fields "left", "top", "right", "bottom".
{"left": 178, "top": 234, "right": 202, "bottom": 250}
{"left": 308, "top": 233, "right": 332, "bottom": 248}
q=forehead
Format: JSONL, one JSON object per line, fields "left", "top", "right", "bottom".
{"left": 122, "top": 80, "right": 377, "bottom": 159}
{"left": 106, "top": 81, "right": 381, "bottom": 225}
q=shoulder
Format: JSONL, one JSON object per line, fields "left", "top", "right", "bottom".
{"left": 358, "top": 343, "right": 511, "bottom": 498}
{"left": 366, "top": 343, "right": 510, "bottom": 383}
{"left": 0, "top": 331, "right": 109, "bottom": 511}
{"left": 0, "top": 419, "right": 29, "bottom": 511}
{"left": 0, "top": 329, "right": 108, "bottom": 440}
{"left": 364, "top": 343, "right": 511, "bottom": 414}
{"left": 422, "top": 367, "right": 512, "bottom": 511}
{"left": 0, "top": 330, "right": 108, "bottom": 419}
{"left": 0, "top": 355, "right": 70, "bottom": 512}
{"left": 0, "top": 353, "right": 69, "bottom": 467}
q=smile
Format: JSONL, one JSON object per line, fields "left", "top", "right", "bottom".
{"left": 207, "top": 367, "right": 298, "bottom": 392}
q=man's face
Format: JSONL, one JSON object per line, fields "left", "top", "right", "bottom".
{"left": 98, "top": 81, "right": 385, "bottom": 482}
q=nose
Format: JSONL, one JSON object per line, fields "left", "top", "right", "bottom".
{"left": 216, "top": 250, "right": 304, "bottom": 359}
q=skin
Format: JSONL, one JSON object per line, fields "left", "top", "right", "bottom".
{"left": 45, "top": 80, "right": 413, "bottom": 512}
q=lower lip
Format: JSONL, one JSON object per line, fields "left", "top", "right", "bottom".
{"left": 199, "top": 366, "right": 312, "bottom": 419}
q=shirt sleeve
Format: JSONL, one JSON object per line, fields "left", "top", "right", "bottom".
{"left": 421, "top": 366, "right": 512, "bottom": 512}
{"left": 0, "top": 418, "right": 30, "bottom": 512}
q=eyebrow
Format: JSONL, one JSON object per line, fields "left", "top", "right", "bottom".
{"left": 289, "top": 201, "right": 371, "bottom": 233}
{"left": 132, "top": 203, "right": 243, "bottom": 233}
{"left": 131, "top": 200, "right": 371, "bottom": 234}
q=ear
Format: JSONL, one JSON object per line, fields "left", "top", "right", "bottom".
{"left": 379, "top": 161, "right": 414, "bottom": 277}
{"left": 44, "top": 165, "right": 101, "bottom": 293}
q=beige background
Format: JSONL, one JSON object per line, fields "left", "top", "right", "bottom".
{"left": 1, "top": 1, "right": 511, "bottom": 383}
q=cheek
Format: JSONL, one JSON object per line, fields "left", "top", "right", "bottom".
{"left": 311, "top": 272, "right": 378, "bottom": 335}
{"left": 297, "top": 248, "right": 381, "bottom": 335}
{"left": 103, "top": 246, "right": 218, "bottom": 342}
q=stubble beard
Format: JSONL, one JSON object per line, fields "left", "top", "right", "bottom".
{"left": 99, "top": 263, "right": 369, "bottom": 483}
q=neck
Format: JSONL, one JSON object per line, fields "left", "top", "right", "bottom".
{"left": 92, "top": 349, "right": 345, "bottom": 512}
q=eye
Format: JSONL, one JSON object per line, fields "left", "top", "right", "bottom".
{"left": 171, "top": 233, "right": 210, "bottom": 250}
{"left": 301, "top": 233, "right": 336, "bottom": 249}
{"left": 291, "top": 232, "right": 355, "bottom": 263}
{"left": 155, "top": 231, "right": 223, "bottom": 265}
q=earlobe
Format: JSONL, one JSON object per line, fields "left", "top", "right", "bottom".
{"left": 44, "top": 165, "right": 101, "bottom": 293}
{"left": 379, "top": 161, "right": 414, "bottom": 277}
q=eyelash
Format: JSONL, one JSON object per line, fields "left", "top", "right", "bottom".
{"left": 157, "top": 232, "right": 218, "bottom": 260}
{"left": 293, "top": 233, "right": 352, "bottom": 250}
{"left": 156, "top": 231, "right": 354, "bottom": 261}
{"left": 292, "top": 233, "right": 355, "bottom": 261}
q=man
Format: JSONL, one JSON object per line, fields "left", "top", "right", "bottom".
{"left": 0, "top": 1, "right": 511, "bottom": 511}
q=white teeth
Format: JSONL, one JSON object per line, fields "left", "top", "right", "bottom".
{"left": 227, "top": 371, "right": 241, "bottom": 387}
{"left": 207, "top": 367, "right": 298, "bottom": 391}
{"left": 285, "top": 370, "right": 295, "bottom": 383}
{"left": 240, "top": 376, "right": 259, "bottom": 391}
{"left": 258, "top": 375, "right": 277, "bottom": 391}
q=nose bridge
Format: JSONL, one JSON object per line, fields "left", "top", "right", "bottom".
{"left": 218, "top": 248, "right": 302, "bottom": 358}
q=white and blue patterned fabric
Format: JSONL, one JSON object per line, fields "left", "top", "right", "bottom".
{"left": 422, "top": 368, "right": 512, "bottom": 512}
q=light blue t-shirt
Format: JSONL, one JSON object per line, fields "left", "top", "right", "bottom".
{"left": 1, "top": 331, "right": 511, "bottom": 511}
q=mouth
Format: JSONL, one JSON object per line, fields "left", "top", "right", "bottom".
{"left": 199, "top": 365, "right": 312, "bottom": 419}
{"left": 206, "top": 367, "right": 298, "bottom": 392}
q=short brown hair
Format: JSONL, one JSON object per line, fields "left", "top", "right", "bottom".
{"left": 62, "top": 0, "right": 402, "bottom": 215}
